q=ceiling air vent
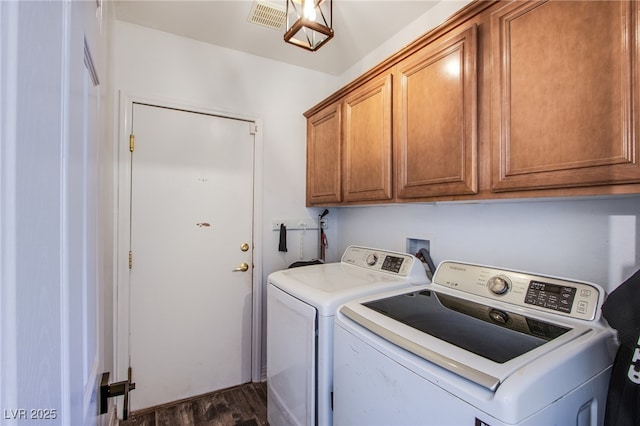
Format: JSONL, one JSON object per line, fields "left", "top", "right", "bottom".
{"left": 248, "top": 0, "right": 286, "bottom": 30}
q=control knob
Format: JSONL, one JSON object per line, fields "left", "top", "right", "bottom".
{"left": 489, "top": 309, "right": 509, "bottom": 324}
{"left": 487, "top": 275, "right": 511, "bottom": 295}
{"left": 366, "top": 254, "right": 378, "bottom": 266}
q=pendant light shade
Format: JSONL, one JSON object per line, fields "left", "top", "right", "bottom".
{"left": 284, "top": 0, "right": 333, "bottom": 51}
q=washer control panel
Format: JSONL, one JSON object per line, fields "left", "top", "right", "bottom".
{"left": 341, "top": 246, "right": 428, "bottom": 283}
{"left": 432, "top": 261, "right": 604, "bottom": 321}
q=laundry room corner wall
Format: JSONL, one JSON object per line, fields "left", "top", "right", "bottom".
{"left": 112, "top": 20, "right": 338, "bottom": 381}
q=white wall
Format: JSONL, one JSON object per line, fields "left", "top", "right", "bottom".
{"left": 335, "top": 197, "right": 640, "bottom": 293}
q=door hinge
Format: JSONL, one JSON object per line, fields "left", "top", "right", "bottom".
{"left": 128, "top": 250, "right": 133, "bottom": 269}
{"left": 249, "top": 122, "right": 257, "bottom": 135}
{"left": 129, "top": 134, "right": 135, "bottom": 152}
{"left": 100, "top": 368, "right": 136, "bottom": 420}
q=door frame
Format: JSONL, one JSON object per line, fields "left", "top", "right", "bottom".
{"left": 114, "top": 92, "right": 264, "bottom": 405}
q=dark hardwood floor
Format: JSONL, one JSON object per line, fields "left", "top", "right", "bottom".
{"left": 119, "top": 382, "right": 268, "bottom": 426}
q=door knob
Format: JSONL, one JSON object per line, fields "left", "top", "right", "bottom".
{"left": 233, "top": 262, "right": 249, "bottom": 272}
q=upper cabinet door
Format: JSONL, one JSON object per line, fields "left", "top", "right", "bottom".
{"left": 395, "top": 24, "right": 478, "bottom": 199}
{"left": 306, "top": 101, "right": 342, "bottom": 205}
{"left": 491, "top": 0, "right": 640, "bottom": 192}
{"left": 343, "top": 72, "right": 393, "bottom": 202}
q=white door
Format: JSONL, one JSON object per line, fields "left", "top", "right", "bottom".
{"left": 128, "top": 103, "right": 255, "bottom": 411}
{"left": 0, "top": 1, "right": 106, "bottom": 425}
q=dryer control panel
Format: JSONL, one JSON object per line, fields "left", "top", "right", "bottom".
{"left": 341, "top": 246, "right": 428, "bottom": 284}
{"left": 433, "top": 261, "right": 604, "bottom": 321}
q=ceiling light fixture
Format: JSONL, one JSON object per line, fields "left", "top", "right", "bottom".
{"left": 284, "top": 0, "right": 333, "bottom": 51}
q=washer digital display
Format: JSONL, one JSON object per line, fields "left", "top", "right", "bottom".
{"left": 525, "top": 281, "right": 577, "bottom": 314}
{"left": 381, "top": 255, "right": 404, "bottom": 273}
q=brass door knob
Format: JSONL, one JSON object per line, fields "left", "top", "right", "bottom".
{"left": 233, "top": 262, "right": 249, "bottom": 272}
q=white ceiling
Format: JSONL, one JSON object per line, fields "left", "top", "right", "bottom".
{"left": 113, "top": 0, "right": 440, "bottom": 75}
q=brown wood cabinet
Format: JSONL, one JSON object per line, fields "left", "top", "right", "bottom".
{"left": 306, "top": 101, "right": 342, "bottom": 205}
{"left": 305, "top": 26, "right": 476, "bottom": 206}
{"left": 305, "top": 72, "right": 393, "bottom": 206}
{"left": 395, "top": 24, "right": 478, "bottom": 199}
{"left": 305, "top": 0, "right": 640, "bottom": 206}
{"left": 343, "top": 72, "right": 393, "bottom": 203}
{"left": 490, "top": 0, "right": 640, "bottom": 192}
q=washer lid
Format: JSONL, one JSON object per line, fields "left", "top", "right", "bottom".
{"left": 361, "top": 289, "right": 571, "bottom": 364}
{"left": 340, "top": 284, "right": 601, "bottom": 392}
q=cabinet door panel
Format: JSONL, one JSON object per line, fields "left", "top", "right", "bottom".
{"left": 491, "top": 0, "right": 640, "bottom": 191}
{"left": 306, "top": 102, "right": 342, "bottom": 205}
{"left": 343, "top": 73, "right": 393, "bottom": 202}
{"left": 396, "top": 25, "right": 478, "bottom": 199}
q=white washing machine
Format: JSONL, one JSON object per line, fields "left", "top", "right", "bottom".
{"left": 267, "top": 246, "right": 429, "bottom": 426}
{"left": 334, "top": 261, "right": 618, "bottom": 426}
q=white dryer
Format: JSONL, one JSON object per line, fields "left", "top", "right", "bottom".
{"left": 267, "top": 246, "right": 429, "bottom": 426}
